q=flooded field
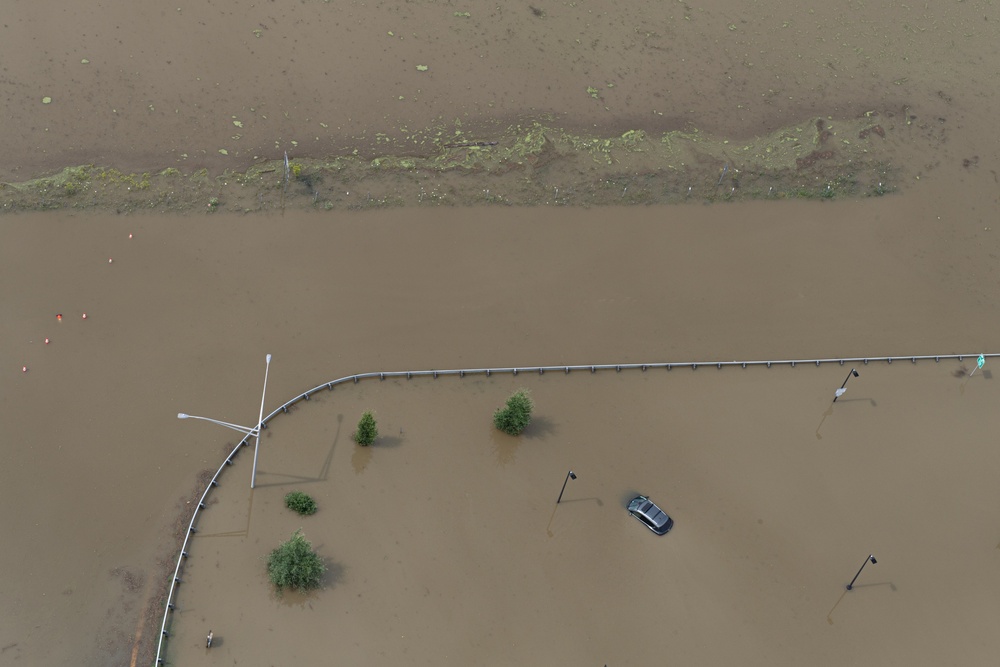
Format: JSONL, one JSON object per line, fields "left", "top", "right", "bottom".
{"left": 2, "top": 1, "right": 1000, "bottom": 665}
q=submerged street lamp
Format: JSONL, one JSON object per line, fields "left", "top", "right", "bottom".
{"left": 833, "top": 368, "right": 860, "bottom": 402}
{"left": 177, "top": 353, "right": 272, "bottom": 489}
{"left": 846, "top": 554, "right": 877, "bottom": 590}
{"left": 556, "top": 470, "right": 577, "bottom": 504}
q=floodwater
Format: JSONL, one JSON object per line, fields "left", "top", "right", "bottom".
{"left": 2, "top": 1, "right": 1000, "bottom": 666}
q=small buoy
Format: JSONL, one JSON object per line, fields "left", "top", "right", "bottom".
{"left": 56, "top": 314, "right": 63, "bottom": 321}
{"left": 128, "top": 233, "right": 133, "bottom": 239}
{"left": 22, "top": 366, "right": 28, "bottom": 373}
{"left": 108, "top": 258, "right": 113, "bottom": 264}
{"left": 82, "top": 313, "right": 88, "bottom": 319}
{"left": 44, "top": 338, "right": 50, "bottom": 345}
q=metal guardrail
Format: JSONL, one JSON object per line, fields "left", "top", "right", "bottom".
{"left": 154, "top": 351, "right": 993, "bottom": 664}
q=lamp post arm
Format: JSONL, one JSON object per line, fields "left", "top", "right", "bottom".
{"left": 177, "top": 413, "right": 258, "bottom": 436}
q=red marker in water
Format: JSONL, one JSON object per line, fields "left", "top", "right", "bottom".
{"left": 56, "top": 313, "right": 63, "bottom": 321}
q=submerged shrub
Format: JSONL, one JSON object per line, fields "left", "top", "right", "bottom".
{"left": 354, "top": 411, "right": 378, "bottom": 446}
{"left": 284, "top": 491, "right": 317, "bottom": 516}
{"left": 266, "top": 530, "right": 326, "bottom": 592}
{"left": 493, "top": 389, "right": 534, "bottom": 436}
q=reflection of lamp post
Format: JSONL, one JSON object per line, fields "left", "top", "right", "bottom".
{"left": 556, "top": 470, "right": 577, "bottom": 504}
{"left": 846, "top": 554, "right": 877, "bottom": 590}
{"left": 177, "top": 413, "right": 258, "bottom": 436}
{"left": 833, "top": 368, "right": 859, "bottom": 402}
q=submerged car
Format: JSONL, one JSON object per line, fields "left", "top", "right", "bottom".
{"left": 627, "top": 495, "right": 674, "bottom": 535}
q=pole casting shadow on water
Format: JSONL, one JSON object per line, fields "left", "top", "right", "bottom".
{"left": 815, "top": 398, "right": 877, "bottom": 440}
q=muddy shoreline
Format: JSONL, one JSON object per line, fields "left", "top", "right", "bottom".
{"left": 2, "top": 113, "right": 908, "bottom": 214}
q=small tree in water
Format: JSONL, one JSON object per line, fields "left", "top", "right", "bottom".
{"left": 493, "top": 389, "right": 534, "bottom": 436}
{"left": 354, "top": 411, "right": 378, "bottom": 446}
{"left": 266, "top": 530, "right": 326, "bottom": 593}
{"left": 284, "top": 491, "right": 317, "bottom": 515}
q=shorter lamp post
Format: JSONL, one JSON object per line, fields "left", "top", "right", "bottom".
{"left": 846, "top": 554, "right": 877, "bottom": 590}
{"left": 833, "top": 368, "right": 859, "bottom": 402}
{"left": 556, "top": 470, "right": 577, "bottom": 504}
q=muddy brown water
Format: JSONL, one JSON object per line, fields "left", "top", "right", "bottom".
{"left": 3, "top": 2, "right": 1000, "bottom": 666}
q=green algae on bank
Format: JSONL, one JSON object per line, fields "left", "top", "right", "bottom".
{"left": 0, "top": 115, "right": 899, "bottom": 215}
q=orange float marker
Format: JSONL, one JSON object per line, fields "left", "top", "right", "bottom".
{"left": 108, "top": 258, "right": 113, "bottom": 264}
{"left": 22, "top": 366, "right": 28, "bottom": 373}
{"left": 128, "top": 233, "right": 133, "bottom": 239}
{"left": 56, "top": 313, "right": 63, "bottom": 321}
{"left": 44, "top": 338, "right": 50, "bottom": 344}
{"left": 82, "top": 313, "right": 88, "bottom": 320}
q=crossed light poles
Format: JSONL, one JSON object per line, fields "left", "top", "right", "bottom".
{"left": 846, "top": 554, "right": 877, "bottom": 590}
{"left": 178, "top": 353, "right": 272, "bottom": 488}
{"left": 833, "top": 368, "right": 859, "bottom": 402}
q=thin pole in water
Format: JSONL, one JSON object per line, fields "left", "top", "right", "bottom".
{"left": 250, "top": 354, "right": 272, "bottom": 489}
{"left": 846, "top": 554, "right": 877, "bottom": 590}
{"left": 556, "top": 470, "right": 577, "bottom": 504}
{"left": 833, "top": 368, "right": 859, "bottom": 402}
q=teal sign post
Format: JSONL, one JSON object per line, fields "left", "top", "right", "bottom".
{"left": 969, "top": 354, "right": 986, "bottom": 377}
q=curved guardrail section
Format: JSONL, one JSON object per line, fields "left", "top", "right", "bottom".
{"left": 154, "top": 351, "right": 993, "bottom": 664}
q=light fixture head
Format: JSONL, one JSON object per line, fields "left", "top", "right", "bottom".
{"left": 569, "top": 471, "right": 577, "bottom": 480}
{"left": 869, "top": 555, "right": 877, "bottom": 564}
{"left": 852, "top": 369, "right": 859, "bottom": 377}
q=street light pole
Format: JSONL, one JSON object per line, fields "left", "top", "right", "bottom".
{"left": 556, "top": 470, "right": 577, "bottom": 504}
{"left": 250, "top": 354, "right": 272, "bottom": 489}
{"left": 833, "top": 368, "right": 859, "bottom": 402}
{"left": 846, "top": 554, "right": 877, "bottom": 590}
{"left": 177, "top": 413, "right": 258, "bottom": 436}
